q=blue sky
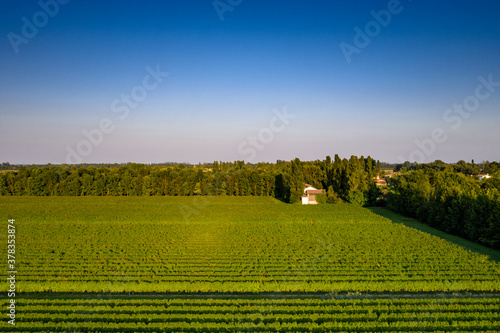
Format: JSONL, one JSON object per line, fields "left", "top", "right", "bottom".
{"left": 1, "top": 0, "right": 499, "bottom": 164}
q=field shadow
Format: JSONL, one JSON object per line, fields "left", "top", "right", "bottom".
{"left": 367, "top": 207, "right": 500, "bottom": 263}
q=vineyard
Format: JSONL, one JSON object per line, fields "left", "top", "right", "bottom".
{"left": 1, "top": 197, "right": 500, "bottom": 331}
{"left": 0, "top": 297, "right": 499, "bottom": 332}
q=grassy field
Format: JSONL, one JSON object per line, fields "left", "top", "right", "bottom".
{"left": 1, "top": 197, "right": 499, "bottom": 331}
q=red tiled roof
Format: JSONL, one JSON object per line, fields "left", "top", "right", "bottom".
{"left": 306, "top": 189, "right": 325, "bottom": 194}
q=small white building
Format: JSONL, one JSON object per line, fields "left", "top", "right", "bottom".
{"left": 477, "top": 174, "right": 491, "bottom": 180}
{"left": 301, "top": 184, "right": 325, "bottom": 205}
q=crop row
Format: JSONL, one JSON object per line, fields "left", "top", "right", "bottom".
{"left": 12, "top": 281, "right": 500, "bottom": 294}
{"left": 12, "top": 297, "right": 500, "bottom": 307}
{"left": 2, "top": 321, "right": 499, "bottom": 332}
{"left": 1, "top": 297, "right": 499, "bottom": 332}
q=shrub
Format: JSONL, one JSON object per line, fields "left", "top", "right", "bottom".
{"left": 315, "top": 193, "right": 327, "bottom": 204}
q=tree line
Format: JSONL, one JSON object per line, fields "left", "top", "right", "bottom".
{"left": 386, "top": 166, "right": 500, "bottom": 249}
{"left": 3, "top": 156, "right": 499, "bottom": 248}
{"left": 394, "top": 159, "right": 499, "bottom": 175}
{"left": 0, "top": 156, "right": 380, "bottom": 205}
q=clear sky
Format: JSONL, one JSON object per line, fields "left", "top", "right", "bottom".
{"left": 1, "top": 0, "right": 499, "bottom": 164}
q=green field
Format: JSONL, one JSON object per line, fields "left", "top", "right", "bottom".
{"left": 1, "top": 297, "right": 499, "bottom": 332}
{"left": 1, "top": 197, "right": 499, "bottom": 331}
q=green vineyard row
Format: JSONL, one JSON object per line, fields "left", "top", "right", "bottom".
{"left": 1, "top": 297, "right": 499, "bottom": 332}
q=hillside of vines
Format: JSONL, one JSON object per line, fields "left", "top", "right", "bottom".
{"left": 2, "top": 197, "right": 499, "bottom": 294}
{"left": 2, "top": 197, "right": 500, "bottom": 331}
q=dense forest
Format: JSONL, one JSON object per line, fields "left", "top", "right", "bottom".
{"left": 1, "top": 157, "right": 499, "bottom": 248}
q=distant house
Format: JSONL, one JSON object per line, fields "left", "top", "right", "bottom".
{"left": 301, "top": 184, "right": 325, "bottom": 205}
{"left": 373, "top": 175, "right": 387, "bottom": 186}
{"left": 477, "top": 174, "right": 491, "bottom": 180}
